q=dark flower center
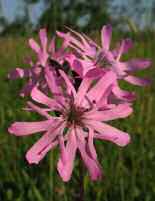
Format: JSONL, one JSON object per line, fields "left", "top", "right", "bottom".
{"left": 95, "top": 51, "right": 112, "bottom": 67}
{"left": 66, "top": 104, "right": 84, "bottom": 126}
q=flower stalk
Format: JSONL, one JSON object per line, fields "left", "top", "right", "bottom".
{"left": 78, "top": 160, "right": 85, "bottom": 201}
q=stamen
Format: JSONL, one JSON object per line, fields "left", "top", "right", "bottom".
{"left": 64, "top": 103, "right": 85, "bottom": 126}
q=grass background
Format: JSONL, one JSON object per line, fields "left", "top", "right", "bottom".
{"left": 0, "top": 31, "right": 155, "bottom": 201}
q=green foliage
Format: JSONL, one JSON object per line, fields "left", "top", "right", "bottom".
{"left": 0, "top": 32, "right": 155, "bottom": 201}
{"left": 23, "top": 0, "right": 39, "bottom": 4}
{"left": 38, "top": 0, "right": 110, "bottom": 32}
{"left": 0, "top": 0, "right": 110, "bottom": 35}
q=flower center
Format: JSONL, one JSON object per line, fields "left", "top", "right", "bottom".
{"left": 95, "top": 51, "right": 112, "bottom": 67}
{"left": 65, "top": 104, "right": 84, "bottom": 126}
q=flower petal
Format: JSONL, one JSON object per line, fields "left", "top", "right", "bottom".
{"left": 8, "top": 68, "right": 30, "bottom": 80}
{"left": 27, "top": 101, "right": 54, "bottom": 119}
{"left": 8, "top": 120, "right": 54, "bottom": 136}
{"left": 65, "top": 28, "right": 90, "bottom": 50}
{"left": 116, "top": 40, "right": 127, "bottom": 61}
{"left": 75, "top": 77, "right": 92, "bottom": 105}
{"left": 87, "top": 128, "right": 97, "bottom": 160}
{"left": 57, "top": 128, "right": 77, "bottom": 182}
{"left": 87, "top": 70, "right": 116, "bottom": 103}
{"left": 101, "top": 24, "right": 112, "bottom": 50}
{"left": 39, "top": 28, "right": 47, "bottom": 50}
{"left": 49, "top": 36, "right": 56, "bottom": 54}
{"left": 26, "top": 134, "right": 57, "bottom": 164}
{"left": 26, "top": 121, "right": 65, "bottom": 164}
{"left": 57, "top": 31, "right": 84, "bottom": 52}
{"left": 58, "top": 135, "right": 68, "bottom": 165}
{"left": 59, "top": 69, "right": 76, "bottom": 97}
{"left": 84, "top": 104, "right": 133, "bottom": 121}
{"left": 76, "top": 127, "right": 102, "bottom": 181}
{"left": 74, "top": 58, "right": 95, "bottom": 76}
{"left": 85, "top": 68, "right": 106, "bottom": 79}
{"left": 45, "top": 67, "right": 62, "bottom": 94}
{"left": 112, "top": 38, "right": 133, "bottom": 57}
{"left": 124, "top": 75, "right": 151, "bottom": 86}
{"left": 122, "top": 59, "right": 151, "bottom": 72}
{"left": 29, "top": 38, "right": 40, "bottom": 54}
{"left": 112, "top": 83, "right": 136, "bottom": 102}
{"left": 31, "top": 87, "right": 61, "bottom": 110}
{"left": 85, "top": 120, "right": 131, "bottom": 147}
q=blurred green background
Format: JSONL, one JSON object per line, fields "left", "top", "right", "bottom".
{"left": 0, "top": 0, "right": 155, "bottom": 201}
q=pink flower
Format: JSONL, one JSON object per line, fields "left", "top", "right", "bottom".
{"left": 29, "top": 28, "right": 72, "bottom": 66}
{"left": 57, "top": 25, "right": 151, "bottom": 101}
{"left": 8, "top": 28, "right": 73, "bottom": 97}
{"left": 8, "top": 70, "right": 132, "bottom": 181}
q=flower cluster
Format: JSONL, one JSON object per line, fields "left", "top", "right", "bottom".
{"left": 8, "top": 25, "right": 151, "bottom": 182}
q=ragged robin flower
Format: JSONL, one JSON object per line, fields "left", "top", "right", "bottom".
{"left": 57, "top": 25, "right": 151, "bottom": 101}
{"left": 8, "top": 69, "right": 132, "bottom": 181}
{"left": 8, "top": 28, "right": 74, "bottom": 96}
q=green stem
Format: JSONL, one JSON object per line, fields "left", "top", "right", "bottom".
{"left": 77, "top": 160, "right": 85, "bottom": 201}
{"left": 49, "top": 151, "right": 55, "bottom": 201}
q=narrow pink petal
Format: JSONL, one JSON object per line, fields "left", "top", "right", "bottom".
{"left": 49, "top": 37, "right": 56, "bottom": 54}
{"left": 56, "top": 31, "right": 79, "bottom": 55}
{"left": 57, "top": 129, "right": 77, "bottom": 182}
{"left": 58, "top": 135, "right": 67, "bottom": 164}
{"left": 70, "top": 36, "right": 94, "bottom": 58}
{"left": 75, "top": 77, "right": 92, "bottom": 105}
{"left": 26, "top": 121, "right": 65, "bottom": 164}
{"left": 96, "top": 84, "right": 112, "bottom": 107}
{"left": 61, "top": 32, "right": 72, "bottom": 49}
{"left": 87, "top": 70, "right": 116, "bottom": 103}
{"left": 39, "top": 28, "right": 47, "bottom": 50}
{"left": 59, "top": 70, "right": 76, "bottom": 97}
{"left": 112, "top": 84, "right": 136, "bottom": 101}
{"left": 122, "top": 38, "right": 133, "bottom": 53}
{"left": 84, "top": 104, "right": 133, "bottom": 121}
{"left": 27, "top": 101, "right": 54, "bottom": 119}
{"left": 82, "top": 32, "right": 99, "bottom": 49}
{"left": 85, "top": 120, "right": 131, "bottom": 147}
{"left": 38, "top": 51, "right": 48, "bottom": 66}
{"left": 116, "top": 41, "right": 125, "bottom": 61}
{"left": 112, "top": 38, "right": 133, "bottom": 57}
{"left": 45, "top": 67, "right": 62, "bottom": 94}
{"left": 85, "top": 68, "right": 106, "bottom": 79}
{"left": 87, "top": 128, "right": 97, "bottom": 160}
{"left": 27, "top": 138, "right": 58, "bottom": 164}
{"left": 74, "top": 59, "right": 95, "bottom": 76}
{"left": 56, "top": 31, "right": 68, "bottom": 38}
{"left": 31, "top": 87, "right": 61, "bottom": 110}
{"left": 8, "top": 68, "right": 30, "bottom": 79}
{"left": 57, "top": 31, "right": 84, "bottom": 52}
{"left": 101, "top": 24, "right": 112, "bottom": 50}
{"left": 56, "top": 31, "right": 71, "bottom": 43}
{"left": 124, "top": 75, "right": 151, "bottom": 86}
{"left": 73, "top": 32, "right": 90, "bottom": 49}
{"left": 76, "top": 127, "right": 102, "bottom": 181}
{"left": 123, "top": 59, "right": 151, "bottom": 72}
{"left": 8, "top": 120, "right": 54, "bottom": 136}
{"left": 65, "top": 27, "right": 90, "bottom": 50}
{"left": 69, "top": 43, "right": 85, "bottom": 55}
{"left": 29, "top": 39, "right": 40, "bottom": 54}
{"left": 26, "top": 133, "right": 56, "bottom": 164}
